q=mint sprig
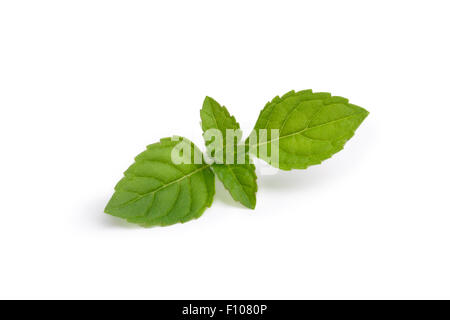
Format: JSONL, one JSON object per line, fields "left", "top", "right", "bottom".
{"left": 105, "top": 90, "right": 369, "bottom": 227}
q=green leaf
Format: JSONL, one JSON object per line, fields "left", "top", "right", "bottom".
{"left": 247, "top": 89, "right": 369, "bottom": 170}
{"left": 200, "top": 96, "right": 258, "bottom": 209}
{"left": 104, "top": 137, "right": 215, "bottom": 227}
{"left": 200, "top": 96, "right": 241, "bottom": 162}
{"left": 212, "top": 162, "right": 257, "bottom": 209}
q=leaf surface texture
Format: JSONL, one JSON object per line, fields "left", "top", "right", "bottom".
{"left": 104, "top": 137, "right": 215, "bottom": 227}
{"left": 248, "top": 90, "right": 369, "bottom": 170}
{"left": 201, "top": 97, "right": 257, "bottom": 209}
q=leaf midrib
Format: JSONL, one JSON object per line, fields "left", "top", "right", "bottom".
{"left": 119, "top": 164, "right": 211, "bottom": 207}
{"left": 251, "top": 112, "right": 364, "bottom": 147}
{"left": 226, "top": 165, "right": 251, "bottom": 204}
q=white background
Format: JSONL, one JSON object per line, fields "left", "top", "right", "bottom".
{"left": 1, "top": 0, "right": 449, "bottom": 299}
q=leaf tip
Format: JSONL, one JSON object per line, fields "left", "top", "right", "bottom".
{"left": 247, "top": 201, "right": 256, "bottom": 210}
{"left": 202, "top": 95, "right": 216, "bottom": 106}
